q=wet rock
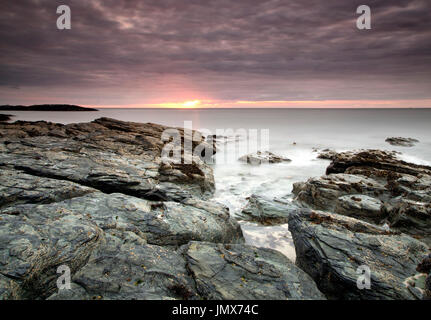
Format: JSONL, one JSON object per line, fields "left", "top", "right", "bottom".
{"left": 326, "top": 149, "right": 431, "bottom": 177}
{"left": 416, "top": 254, "right": 431, "bottom": 300}
{"left": 50, "top": 235, "right": 198, "bottom": 300}
{"left": 0, "top": 211, "right": 102, "bottom": 299}
{"left": 182, "top": 241, "right": 326, "bottom": 300}
{"left": 293, "top": 173, "right": 390, "bottom": 214}
{"left": 293, "top": 150, "right": 431, "bottom": 242}
{"left": 288, "top": 209, "right": 429, "bottom": 300}
{"left": 238, "top": 194, "right": 298, "bottom": 225}
{"left": 386, "top": 137, "right": 419, "bottom": 147}
{"left": 0, "top": 169, "right": 97, "bottom": 209}
{"left": 0, "top": 117, "right": 215, "bottom": 202}
{"left": 316, "top": 149, "right": 338, "bottom": 160}
{"left": 383, "top": 198, "right": 431, "bottom": 246}
{"left": 239, "top": 151, "right": 291, "bottom": 165}
{"left": 1, "top": 192, "right": 244, "bottom": 247}
{"left": 335, "top": 194, "right": 384, "bottom": 224}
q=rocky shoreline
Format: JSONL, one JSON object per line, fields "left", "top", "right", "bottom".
{"left": 0, "top": 118, "right": 429, "bottom": 300}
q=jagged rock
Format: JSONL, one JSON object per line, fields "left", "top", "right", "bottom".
{"left": 293, "top": 173, "right": 390, "bottom": 214}
{"left": 48, "top": 235, "right": 198, "bottom": 300}
{"left": 288, "top": 209, "right": 429, "bottom": 300}
{"left": 383, "top": 198, "right": 431, "bottom": 246}
{"left": 316, "top": 149, "right": 338, "bottom": 160}
{"left": 293, "top": 150, "right": 431, "bottom": 243}
{"left": 416, "top": 254, "right": 431, "bottom": 300}
{"left": 238, "top": 151, "right": 291, "bottom": 165}
{"left": 182, "top": 241, "right": 326, "bottom": 300}
{"left": 0, "top": 117, "right": 215, "bottom": 202}
{"left": 0, "top": 211, "right": 102, "bottom": 299}
{"left": 0, "top": 169, "right": 97, "bottom": 209}
{"left": 238, "top": 194, "right": 298, "bottom": 225}
{"left": 385, "top": 137, "right": 419, "bottom": 147}
{"left": 326, "top": 149, "right": 431, "bottom": 177}
{"left": 0, "top": 192, "right": 244, "bottom": 247}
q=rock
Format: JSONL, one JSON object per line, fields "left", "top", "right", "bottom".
{"left": 385, "top": 137, "right": 419, "bottom": 147}
{"left": 383, "top": 198, "right": 431, "bottom": 246}
{"left": 417, "top": 254, "right": 431, "bottom": 274}
{"left": 316, "top": 149, "right": 338, "bottom": 160}
{"left": 239, "top": 151, "right": 291, "bottom": 165}
{"left": 50, "top": 236, "right": 198, "bottom": 300}
{"left": 0, "top": 117, "right": 216, "bottom": 202}
{"left": 335, "top": 194, "right": 384, "bottom": 224}
{"left": 0, "top": 114, "right": 12, "bottom": 122}
{"left": 426, "top": 275, "right": 431, "bottom": 300}
{"left": 0, "top": 210, "right": 102, "bottom": 299}
{"left": 293, "top": 150, "right": 431, "bottom": 242}
{"left": 1, "top": 192, "right": 244, "bottom": 247}
{"left": 238, "top": 194, "right": 298, "bottom": 225}
{"left": 326, "top": 149, "right": 431, "bottom": 177}
{"left": 293, "top": 173, "right": 390, "bottom": 215}
{"left": 416, "top": 254, "right": 431, "bottom": 300}
{"left": 288, "top": 209, "right": 429, "bottom": 300}
{"left": 0, "top": 168, "right": 97, "bottom": 209}
{"left": 182, "top": 241, "right": 326, "bottom": 300}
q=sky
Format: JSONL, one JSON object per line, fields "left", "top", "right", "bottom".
{"left": 1, "top": 0, "right": 431, "bottom": 108}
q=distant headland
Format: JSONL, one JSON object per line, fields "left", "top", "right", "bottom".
{"left": 0, "top": 104, "right": 98, "bottom": 111}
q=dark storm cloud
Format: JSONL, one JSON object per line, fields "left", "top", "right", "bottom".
{"left": 1, "top": 0, "right": 431, "bottom": 103}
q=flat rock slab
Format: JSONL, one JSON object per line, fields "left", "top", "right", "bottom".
{"left": 1, "top": 192, "right": 244, "bottom": 247}
{"left": 182, "top": 242, "right": 326, "bottom": 300}
{"left": 238, "top": 194, "right": 298, "bottom": 225}
{"left": 288, "top": 209, "right": 429, "bottom": 300}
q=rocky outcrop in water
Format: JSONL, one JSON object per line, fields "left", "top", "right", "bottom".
{"left": 238, "top": 194, "right": 297, "bottom": 225}
{"left": 293, "top": 149, "right": 431, "bottom": 245}
{"left": 385, "top": 137, "right": 419, "bottom": 147}
{"left": 288, "top": 149, "right": 431, "bottom": 299}
{"left": 239, "top": 151, "right": 291, "bottom": 165}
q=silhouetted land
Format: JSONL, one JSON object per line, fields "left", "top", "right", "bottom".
{"left": 0, "top": 104, "right": 98, "bottom": 111}
{"left": 0, "top": 114, "right": 13, "bottom": 122}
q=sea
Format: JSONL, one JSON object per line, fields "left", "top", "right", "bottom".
{"left": 3, "top": 108, "right": 431, "bottom": 261}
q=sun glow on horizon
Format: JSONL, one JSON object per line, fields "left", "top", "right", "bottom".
{"left": 182, "top": 100, "right": 201, "bottom": 108}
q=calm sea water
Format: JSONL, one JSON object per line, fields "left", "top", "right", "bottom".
{"left": 3, "top": 108, "right": 431, "bottom": 260}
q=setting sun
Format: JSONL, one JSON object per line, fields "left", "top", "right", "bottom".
{"left": 182, "top": 100, "right": 201, "bottom": 108}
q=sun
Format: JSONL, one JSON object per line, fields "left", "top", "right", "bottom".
{"left": 182, "top": 100, "right": 201, "bottom": 108}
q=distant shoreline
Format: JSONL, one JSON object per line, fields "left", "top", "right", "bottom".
{"left": 0, "top": 104, "right": 98, "bottom": 112}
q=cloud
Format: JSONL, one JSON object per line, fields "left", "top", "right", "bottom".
{"left": 1, "top": 0, "right": 430, "bottom": 105}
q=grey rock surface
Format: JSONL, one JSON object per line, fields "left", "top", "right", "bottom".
{"left": 239, "top": 151, "right": 291, "bottom": 165}
{"left": 238, "top": 194, "right": 298, "bottom": 225}
{"left": 182, "top": 241, "right": 326, "bottom": 300}
{"left": 1, "top": 192, "right": 244, "bottom": 247}
{"left": 293, "top": 150, "right": 431, "bottom": 244}
{"left": 288, "top": 209, "right": 429, "bottom": 300}
{"left": 0, "top": 117, "right": 215, "bottom": 202}
{"left": 385, "top": 137, "right": 419, "bottom": 147}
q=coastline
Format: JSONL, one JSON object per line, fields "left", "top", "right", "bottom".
{"left": 0, "top": 117, "right": 429, "bottom": 300}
